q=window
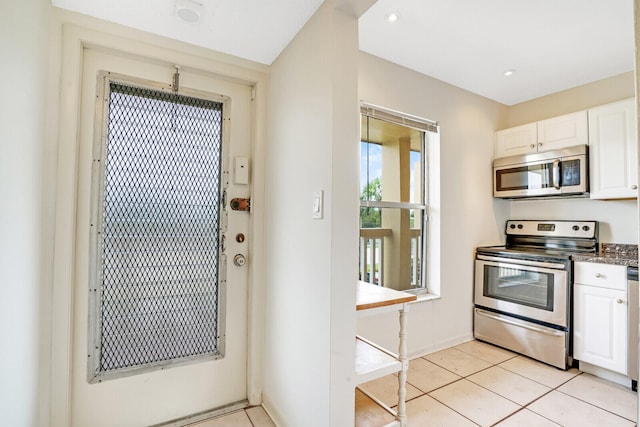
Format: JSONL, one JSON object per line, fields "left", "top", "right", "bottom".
{"left": 359, "top": 104, "right": 439, "bottom": 294}
{"left": 88, "top": 75, "right": 228, "bottom": 381}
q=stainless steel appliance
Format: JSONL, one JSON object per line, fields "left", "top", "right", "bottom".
{"left": 474, "top": 220, "right": 598, "bottom": 369}
{"left": 628, "top": 266, "right": 638, "bottom": 390}
{"left": 493, "top": 145, "right": 589, "bottom": 199}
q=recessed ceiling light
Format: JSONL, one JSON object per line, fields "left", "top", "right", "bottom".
{"left": 385, "top": 12, "right": 400, "bottom": 23}
{"left": 176, "top": 0, "right": 204, "bottom": 23}
{"left": 503, "top": 69, "right": 516, "bottom": 77}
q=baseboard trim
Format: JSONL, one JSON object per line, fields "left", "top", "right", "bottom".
{"left": 150, "top": 399, "right": 250, "bottom": 427}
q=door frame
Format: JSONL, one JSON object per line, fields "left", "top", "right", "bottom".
{"left": 49, "top": 21, "right": 268, "bottom": 427}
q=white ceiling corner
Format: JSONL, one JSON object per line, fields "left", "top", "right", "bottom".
{"left": 51, "top": 0, "right": 326, "bottom": 65}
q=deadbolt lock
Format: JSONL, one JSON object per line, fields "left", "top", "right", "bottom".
{"left": 230, "top": 197, "right": 251, "bottom": 212}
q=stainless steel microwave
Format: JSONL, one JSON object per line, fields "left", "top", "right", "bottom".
{"left": 493, "top": 145, "right": 589, "bottom": 199}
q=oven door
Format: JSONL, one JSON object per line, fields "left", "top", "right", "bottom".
{"left": 474, "top": 255, "right": 568, "bottom": 327}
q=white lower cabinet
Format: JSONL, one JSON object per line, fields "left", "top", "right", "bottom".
{"left": 573, "top": 262, "right": 628, "bottom": 375}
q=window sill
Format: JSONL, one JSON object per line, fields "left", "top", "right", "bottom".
{"left": 412, "top": 292, "right": 440, "bottom": 303}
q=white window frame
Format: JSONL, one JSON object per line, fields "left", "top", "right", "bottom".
{"left": 359, "top": 103, "right": 440, "bottom": 296}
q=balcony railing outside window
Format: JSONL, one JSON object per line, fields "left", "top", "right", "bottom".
{"left": 359, "top": 228, "right": 390, "bottom": 285}
{"left": 359, "top": 227, "right": 422, "bottom": 288}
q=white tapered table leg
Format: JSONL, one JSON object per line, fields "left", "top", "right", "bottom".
{"left": 396, "top": 303, "right": 410, "bottom": 426}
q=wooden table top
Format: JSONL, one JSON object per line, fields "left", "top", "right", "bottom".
{"left": 356, "top": 281, "right": 417, "bottom": 311}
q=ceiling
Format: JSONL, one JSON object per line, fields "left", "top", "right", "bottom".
{"left": 360, "top": 0, "right": 635, "bottom": 105}
{"left": 52, "top": 0, "right": 635, "bottom": 106}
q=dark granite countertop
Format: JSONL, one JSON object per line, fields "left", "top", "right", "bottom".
{"left": 571, "top": 243, "right": 638, "bottom": 268}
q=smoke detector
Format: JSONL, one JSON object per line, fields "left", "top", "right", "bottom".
{"left": 176, "top": 0, "right": 204, "bottom": 23}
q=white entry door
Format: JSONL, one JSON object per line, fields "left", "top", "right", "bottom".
{"left": 70, "top": 48, "right": 253, "bottom": 427}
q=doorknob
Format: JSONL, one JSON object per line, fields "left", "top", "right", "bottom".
{"left": 233, "top": 254, "right": 246, "bottom": 267}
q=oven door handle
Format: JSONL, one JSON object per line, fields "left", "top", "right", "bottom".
{"left": 475, "top": 309, "right": 565, "bottom": 337}
{"left": 476, "top": 254, "right": 566, "bottom": 270}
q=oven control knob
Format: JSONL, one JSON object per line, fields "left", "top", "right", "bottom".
{"left": 509, "top": 224, "right": 516, "bottom": 229}
{"left": 582, "top": 225, "right": 590, "bottom": 232}
{"left": 517, "top": 224, "right": 523, "bottom": 229}
{"left": 572, "top": 225, "right": 580, "bottom": 231}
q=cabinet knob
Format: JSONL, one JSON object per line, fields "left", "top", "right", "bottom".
{"left": 632, "top": 185, "right": 638, "bottom": 190}
{"left": 529, "top": 144, "right": 535, "bottom": 148}
{"left": 595, "top": 273, "right": 602, "bottom": 278}
{"left": 616, "top": 298, "right": 624, "bottom": 304}
{"left": 538, "top": 142, "right": 543, "bottom": 147}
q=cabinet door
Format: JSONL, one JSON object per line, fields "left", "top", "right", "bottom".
{"left": 495, "top": 122, "right": 537, "bottom": 158}
{"left": 589, "top": 98, "right": 638, "bottom": 199}
{"left": 574, "top": 284, "right": 627, "bottom": 374}
{"left": 537, "top": 110, "right": 588, "bottom": 152}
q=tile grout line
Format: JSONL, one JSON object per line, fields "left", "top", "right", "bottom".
{"left": 552, "top": 388, "right": 638, "bottom": 424}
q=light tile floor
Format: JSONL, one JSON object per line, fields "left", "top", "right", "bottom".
{"left": 358, "top": 340, "right": 638, "bottom": 427}
{"left": 195, "top": 340, "right": 638, "bottom": 426}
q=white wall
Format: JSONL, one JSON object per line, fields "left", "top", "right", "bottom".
{"left": 357, "top": 52, "right": 509, "bottom": 356}
{"left": 264, "top": 1, "right": 360, "bottom": 425}
{"left": 510, "top": 199, "right": 638, "bottom": 244}
{"left": 0, "top": 0, "right": 48, "bottom": 425}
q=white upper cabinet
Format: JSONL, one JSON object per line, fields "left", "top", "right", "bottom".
{"left": 589, "top": 98, "right": 638, "bottom": 199}
{"left": 495, "top": 122, "right": 537, "bottom": 158}
{"left": 495, "top": 111, "right": 588, "bottom": 158}
{"left": 537, "top": 111, "right": 588, "bottom": 152}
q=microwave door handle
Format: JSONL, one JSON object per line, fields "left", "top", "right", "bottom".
{"left": 552, "top": 159, "right": 561, "bottom": 190}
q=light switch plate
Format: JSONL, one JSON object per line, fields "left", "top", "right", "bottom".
{"left": 312, "top": 190, "right": 323, "bottom": 219}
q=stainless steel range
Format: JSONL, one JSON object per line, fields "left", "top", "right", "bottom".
{"left": 474, "top": 220, "right": 598, "bottom": 369}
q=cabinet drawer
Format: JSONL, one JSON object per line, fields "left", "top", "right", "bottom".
{"left": 574, "top": 261, "right": 626, "bottom": 290}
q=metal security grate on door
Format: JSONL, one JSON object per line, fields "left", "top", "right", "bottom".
{"left": 88, "top": 78, "right": 228, "bottom": 382}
